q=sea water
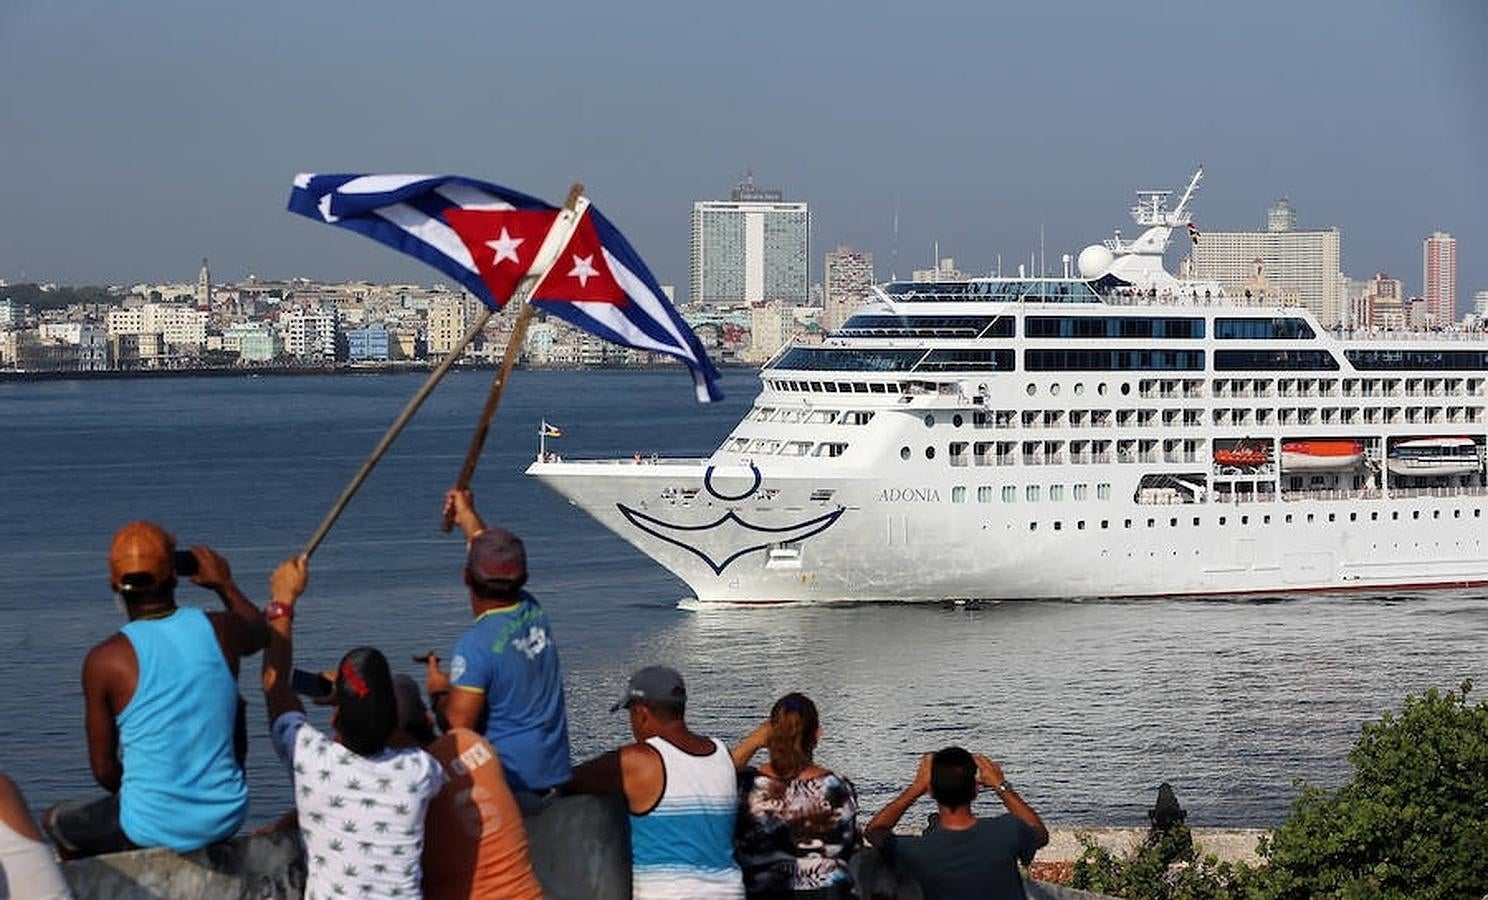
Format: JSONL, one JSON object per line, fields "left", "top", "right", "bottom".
{"left": 1, "top": 370, "right": 1485, "bottom": 827}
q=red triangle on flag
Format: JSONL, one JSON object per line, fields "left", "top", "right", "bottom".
{"left": 444, "top": 208, "right": 560, "bottom": 306}
{"left": 532, "top": 210, "right": 628, "bottom": 306}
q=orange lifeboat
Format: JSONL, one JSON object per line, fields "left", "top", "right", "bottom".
{"left": 1214, "top": 443, "right": 1270, "bottom": 467}
{"left": 1280, "top": 440, "right": 1365, "bottom": 472}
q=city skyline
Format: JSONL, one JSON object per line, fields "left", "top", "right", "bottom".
{"left": 1, "top": 2, "right": 1484, "bottom": 301}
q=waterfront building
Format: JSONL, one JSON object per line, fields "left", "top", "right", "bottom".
{"left": 222, "top": 323, "right": 281, "bottom": 363}
{"left": 690, "top": 176, "right": 809, "bottom": 306}
{"left": 824, "top": 246, "right": 874, "bottom": 334}
{"left": 105, "top": 303, "right": 208, "bottom": 354}
{"left": 278, "top": 307, "right": 338, "bottom": 361}
{"left": 1186, "top": 199, "right": 1344, "bottom": 327}
{"left": 344, "top": 324, "right": 392, "bottom": 362}
{"left": 1474, "top": 290, "right": 1488, "bottom": 320}
{"left": 1424, "top": 232, "right": 1457, "bottom": 326}
{"left": 38, "top": 323, "right": 108, "bottom": 371}
{"left": 426, "top": 295, "right": 468, "bottom": 357}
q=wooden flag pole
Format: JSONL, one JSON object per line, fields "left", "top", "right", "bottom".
{"left": 300, "top": 307, "right": 494, "bottom": 559}
{"left": 300, "top": 181, "right": 585, "bottom": 558}
{"left": 442, "top": 183, "right": 585, "bottom": 531}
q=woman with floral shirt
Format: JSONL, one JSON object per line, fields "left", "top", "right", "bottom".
{"left": 731, "top": 693, "right": 860, "bottom": 899}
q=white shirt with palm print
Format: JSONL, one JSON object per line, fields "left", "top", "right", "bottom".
{"left": 272, "top": 711, "right": 444, "bottom": 899}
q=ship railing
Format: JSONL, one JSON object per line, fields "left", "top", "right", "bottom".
{"left": 996, "top": 455, "right": 1017, "bottom": 466}
{"left": 1389, "top": 485, "right": 1488, "bottom": 499}
{"left": 1335, "top": 329, "right": 1488, "bottom": 343}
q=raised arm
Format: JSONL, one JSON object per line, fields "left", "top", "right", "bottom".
{"left": 191, "top": 545, "right": 269, "bottom": 657}
{"left": 866, "top": 753, "right": 933, "bottom": 847}
{"left": 444, "top": 488, "right": 488, "bottom": 541}
{"left": 261, "top": 556, "right": 308, "bottom": 725}
{"left": 974, "top": 754, "right": 1049, "bottom": 848}
{"left": 730, "top": 720, "right": 772, "bottom": 769}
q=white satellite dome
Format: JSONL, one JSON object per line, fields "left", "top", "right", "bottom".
{"left": 1077, "top": 244, "right": 1114, "bottom": 279}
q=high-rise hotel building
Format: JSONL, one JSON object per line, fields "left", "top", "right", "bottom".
{"left": 690, "top": 177, "right": 808, "bottom": 305}
{"left": 1187, "top": 198, "right": 1344, "bottom": 327}
{"left": 1424, "top": 231, "right": 1457, "bottom": 325}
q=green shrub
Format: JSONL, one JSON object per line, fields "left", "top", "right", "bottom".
{"left": 1070, "top": 825, "right": 1259, "bottom": 899}
{"left": 1255, "top": 679, "right": 1488, "bottom": 899}
{"left": 1069, "top": 681, "right": 1488, "bottom": 899}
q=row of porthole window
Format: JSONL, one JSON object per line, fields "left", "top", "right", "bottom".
{"left": 949, "top": 484, "right": 1115, "bottom": 503}
{"left": 1024, "top": 382, "right": 1129, "bottom": 397}
{"left": 1023, "top": 506, "right": 1483, "bottom": 532}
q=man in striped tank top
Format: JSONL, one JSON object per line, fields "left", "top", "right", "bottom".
{"left": 568, "top": 666, "right": 744, "bottom": 899}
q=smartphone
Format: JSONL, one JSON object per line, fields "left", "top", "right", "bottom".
{"left": 291, "top": 668, "right": 334, "bottom": 698}
{"left": 173, "top": 550, "right": 199, "bottom": 577}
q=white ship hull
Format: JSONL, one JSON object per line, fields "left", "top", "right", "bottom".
{"left": 530, "top": 455, "right": 1488, "bottom": 604}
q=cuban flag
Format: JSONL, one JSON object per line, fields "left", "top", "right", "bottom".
{"left": 288, "top": 173, "right": 722, "bottom": 401}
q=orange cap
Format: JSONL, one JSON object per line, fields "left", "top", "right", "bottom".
{"left": 109, "top": 521, "right": 176, "bottom": 590}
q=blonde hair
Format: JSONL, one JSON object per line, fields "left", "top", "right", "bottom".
{"left": 766, "top": 692, "right": 819, "bottom": 781}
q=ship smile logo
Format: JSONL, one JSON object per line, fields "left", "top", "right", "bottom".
{"left": 615, "top": 464, "right": 846, "bottom": 575}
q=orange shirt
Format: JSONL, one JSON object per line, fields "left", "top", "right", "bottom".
{"left": 422, "top": 728, "right": 545, "bottom": 900}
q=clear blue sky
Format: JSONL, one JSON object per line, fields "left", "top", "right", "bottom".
{"left": 2, "top": 1, "right": 1484, "bottom": 305}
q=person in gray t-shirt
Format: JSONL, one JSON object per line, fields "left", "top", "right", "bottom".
{"left": 866, "top": 747, "right": 1048, "bottom": 900}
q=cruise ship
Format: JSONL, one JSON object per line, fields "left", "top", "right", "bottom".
{"left": 529, "top": 170, "right": 1488, "bottom": 604}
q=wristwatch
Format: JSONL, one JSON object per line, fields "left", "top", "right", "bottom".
{"left": 993, "top": 780, "right": 1012, "bottom": 795}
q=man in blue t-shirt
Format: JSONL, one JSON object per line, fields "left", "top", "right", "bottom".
{"left": 425, "top": 489, "right": 571, "bottom": 806}
{"left": 867, "top": 747, "right": 1049, "bottom": 900}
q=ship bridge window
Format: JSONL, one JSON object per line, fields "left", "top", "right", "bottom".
{"left": 774, "top": 347, "right": 924, "bottom": 371}
{"left": 1345, "top": 350, "right": 1488, "bottom": 370}
{"left": 915, "top": 349, "right": 1015, "bottom": 372}
{"left": 1214, "top": 350, "right": 1339, "bottom": 371}
{"left": 1025, "top": 316, "right": 1205, "bottom": 339}
{"left": 815, "top": 442, "right": 848, "bottom": 457}
{"left": 1214, "top": 318, "right": 1316, "bottom": 340}
{"left": 836, "top": 315, "right": 1015, "bottom": 338}
{"left": 1024, "top": 349, "right": 1205, "bottom": 371}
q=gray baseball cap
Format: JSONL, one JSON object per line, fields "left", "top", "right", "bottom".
{"left": 610, "top": 665, "right": 686, "bottom": 712}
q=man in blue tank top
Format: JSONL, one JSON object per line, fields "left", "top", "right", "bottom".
{"left": 424, "top": 489, "right": 572, "bottom": 806}
{"left": 567, "top": 666, "right": 744, "bottom": 899}
{"left": 43, "top": 521, "right": 268, "bottom": 858}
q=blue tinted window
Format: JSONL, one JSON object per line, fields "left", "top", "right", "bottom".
{"left": 1024, "top": 349, "right": 1205, "bottom": 371}
{"left": 916, "top": 349, "right": 1015, "bottom": 372}
{"left": 773, "top": 347, "right": 924, "bottom": 371}
{"left": 837, "top": 315, "right": 1014, "bottom": 338}
{"left": 1345, "top": 350, "right": 1488, "bottom": 370}
{"left": 1214, "top": 349, "right": 1338, "bottom": 370}
{"left": 1214, "top": 318, "right": 1316, "bottom": 340}
{"left": 1025, "top": 317, "right": 1204, "bottom": 339}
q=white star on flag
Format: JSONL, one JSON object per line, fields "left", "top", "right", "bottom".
{"left": 567, "top": 254, "right": 599, "bottom": 287}
{"left": 485, "top": 228, "right": 524, "bottom": 266}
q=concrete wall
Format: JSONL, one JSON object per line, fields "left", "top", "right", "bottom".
{"left": 61, "top": 799, "right": 1121, "bottom": 900}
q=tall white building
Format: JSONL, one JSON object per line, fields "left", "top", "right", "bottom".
{"left": 1187, "top": 198, "right": 1344, "bottom": 327}
{"left": 278, "top": 307, "right": 338, "bottom": 360}
{"left": 1423, "top": 231, "right": 1457, "bottom": 325}
{"left": 1474, "top": 290, "right": 1488, "bottom": 320}
{"left": 690, "top": 176, "right": 808, "bottom": 306}
{"left": 823, "top": 245, "right": 874, "bottom": 334}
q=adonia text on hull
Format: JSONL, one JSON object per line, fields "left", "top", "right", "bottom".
{"left": 530, "top": 170, "right": 1488, "bottom": 605}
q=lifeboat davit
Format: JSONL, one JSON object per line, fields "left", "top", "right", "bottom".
{"left": 1280, "top": 440, "right": 1365, "bottom": 472}
{"left": 1387, "top": 437, "right": 1480, "bottom": 477}
{"left": 1214, "top": 444, "right": 1270, "bottom": 467}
